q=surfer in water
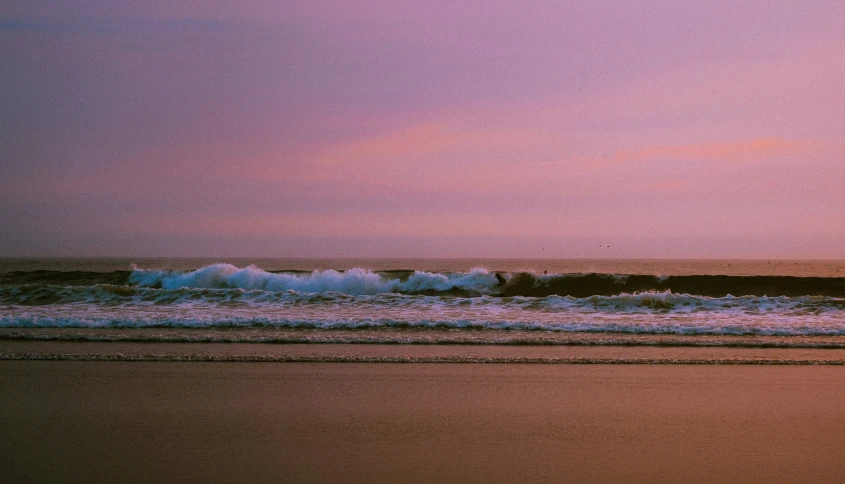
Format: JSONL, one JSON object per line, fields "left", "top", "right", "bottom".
{"left": 495, "top": 272, "right": 507, "bottom": 287}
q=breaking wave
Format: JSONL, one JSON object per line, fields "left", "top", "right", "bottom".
{"left": 128, "top": 264, "right": 499, "bottom": 295}
{"left": 3, "top": 263, "right": 845, "bottom": 336}
{"left": 4, "top": 264, "right": 845, "bottom": 297}
{"left": 3, "top": 282, "right": 845, "bottom": 313}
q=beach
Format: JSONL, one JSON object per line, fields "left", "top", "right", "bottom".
{"left": 3, "top": 361, "right": 845, "bottom": 483}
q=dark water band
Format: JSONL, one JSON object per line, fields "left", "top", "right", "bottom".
{"left": 4, "top": 270, "right": 845, "bottom": 297}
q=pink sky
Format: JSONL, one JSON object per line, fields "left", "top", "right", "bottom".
{"left": 1, "top": 1, "right": 844, "bottom": 257}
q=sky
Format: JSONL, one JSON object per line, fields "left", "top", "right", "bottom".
{"left": 1, "top": 1, "right": 844, "bottom": 258}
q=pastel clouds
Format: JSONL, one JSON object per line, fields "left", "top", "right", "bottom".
{"left": 613, "top": 138, "right": 808, "bottom": 163}
{"left": 1, "top": 1, "right": 844, "bottom": 257}
{"left": 313, "top": 124, "right": 562, "bottom": 166}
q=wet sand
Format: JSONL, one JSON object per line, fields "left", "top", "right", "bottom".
{"left": 4, "top": 339, "right": 845, "bottom": 364}
{"left": 3, "top": 361, "right": 845, "bottom": 483}
{"left": 8, "top": 327, "right": 845, "bottom": 348}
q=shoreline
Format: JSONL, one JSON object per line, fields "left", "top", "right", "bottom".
{"left": 4, "top": 339, "right": 845, "bottom": 364}
{"left": 7, "top": 327, "right": 845, "bottom": 348}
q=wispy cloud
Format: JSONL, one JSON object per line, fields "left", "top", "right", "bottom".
{"left": 312, "top": 123, "right": 563, "bottom": 165}
{"left": 613, "top": 138, "right": 808, "bottom": 163}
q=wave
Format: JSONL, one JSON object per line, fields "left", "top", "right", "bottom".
{"left": 0, "top": 270, "right": 132, "bottom": 287}
{"left": 6, "top": 264, "right": 845, "bottom": 338}
{"left": 501, "top": 272, "right": 845, "bottom": 297}
{"left": 3, "top": 264, "right": 845, "bottom": 297}
{"left": 128, "top": 264, "right": 499, "bottom": 295}
{"left": 3, "top": 283, "right": 845, "bottom": 315}
{"left": 5, "top": 311, "right": 845, "bottom": 335}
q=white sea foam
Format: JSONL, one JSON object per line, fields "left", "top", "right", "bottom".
{"left": 3, "top": 283, "right": 845, "bottom": 316}
{"left": 4, "top": 263, "right": 845, "bottom": 336}
{"left": 5, "top": 308, "right": 845, "bottom": 336}
{"left": 1, "top": 288, "right": 845, "bottom": 336}
{"left": 129, "top": 264, "right": 500, "bottom": 295}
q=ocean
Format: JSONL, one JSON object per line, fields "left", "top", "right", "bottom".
{"left": 3, "top": 258, "right": 845, "bottom": 362}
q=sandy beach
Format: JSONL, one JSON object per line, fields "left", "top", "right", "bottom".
{"left": 3, "top": 361, "right": 845, "bottom": 483}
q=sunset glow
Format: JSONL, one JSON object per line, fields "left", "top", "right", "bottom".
{"left": 2, "top": 1, "right": 844, "bottom": 257}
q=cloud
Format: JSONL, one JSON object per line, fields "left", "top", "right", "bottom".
{"left": 613, "top": 138, "right": 808, "bottom": 163}
{"left": 261, "top": 122, "right": 571, "bottom": 192}
{"left": 312, "top": 123, "right": 563, "bottom": 165}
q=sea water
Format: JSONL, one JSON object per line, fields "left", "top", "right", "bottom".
{"left": 3, "top": 258, "right": 845, "bottom": 359}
